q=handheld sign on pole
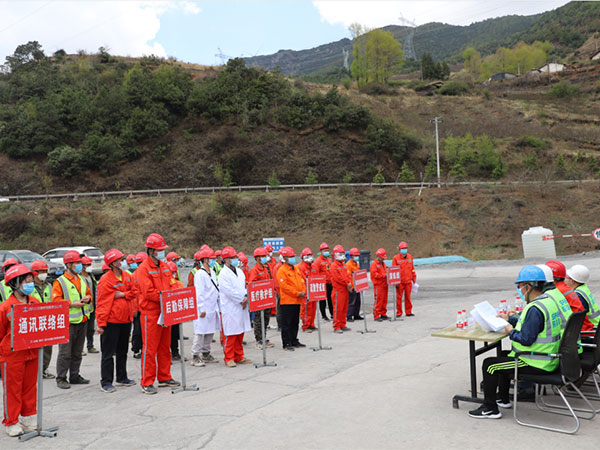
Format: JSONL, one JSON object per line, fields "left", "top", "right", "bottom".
{"left": 353, "top": 270, "right": 375, "bottom": 334}
{"left": 11, "top": 301, "right": 69, "bottom": 441}
{"left": 307, "top": 275, "right": 332, "bottom": 352}
{"left": 248, "top": 280, "right": 277, "bottom": 368}
{"left": 387, "top": 266, "right": 403, "bottom": 322}
{"left": 160, "top": 287, "right": 199, "bottom": 394}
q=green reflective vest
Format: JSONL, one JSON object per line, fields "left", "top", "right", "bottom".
{"left": 213, "top": 262, "right": 222, "bottom": 277}
{"left": 0, "top": 280, "right": 12, "bottom": 303}
{"left": 545, "top": 287, "right": 581, "bottom": 354}
{"left": 509, "top": 294, "right": 562, "bottom": 371}
{"left": 56, "top": 275, "right": 92, "bottom": 324}
{"left": 575, "top": 284, "right": 600, "bottom": 327}
{"left": 31, "top": 283, "right": 52, "bottom": 303}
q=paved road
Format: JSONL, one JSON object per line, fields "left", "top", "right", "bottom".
{"left": 2, "top": 252, "right": 599, "bottom": 449}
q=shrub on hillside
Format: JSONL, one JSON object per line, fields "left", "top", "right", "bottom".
{"left": 438, "top": 80, "right": 469, "bottom": 96}
{"left": 514, "top": 135, "right": 549, "bottom": 150}
{"left": 547, "top": 81, "right": 580, "bottom": 98}
{"left": 365, "top": 119, "right": 421, "bottom": 163}
{"left": 47, "top": 145, "right": 81, "bottom": 177}
{"left": 445, "top": 133, "right": 505, "bottom": 178}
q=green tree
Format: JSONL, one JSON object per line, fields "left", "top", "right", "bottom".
{"left": 373, "top": 169, "right": 385, "bottom": 183}
{"left": 305, "top": 169, "right": 318, "bottom": 184}
{"left": 268, "top": 170, "right": 281, "bottom": 188}
{"left": 351, "top": 28, "right": 404, "bottom": 88}
{"left": 398, "top": 161, "right": 415, "bottom": 182}
{"left": 463, "top": 47, "right": 481, "bottom": 82}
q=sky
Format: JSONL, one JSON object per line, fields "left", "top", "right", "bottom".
{"left": 0, "top": 0, "right": 571, "bottom": 66}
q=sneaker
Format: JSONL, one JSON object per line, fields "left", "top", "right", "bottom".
{"left": 43, "top": 370, "right": 56, "bottom": 379}
{"left": 395, "top": 314, "right": 403, "bottom": 319}
{"left": 19, "top": 415, "right": 36, "bottom": 431}
{"left": 70, "top": 375, "right": 90, "bottom": 385}
{"left": 374, "top": 317, "right": 384, "bottom": 322}
{"left": 226, "top": 360, "right": 237, "bottom": 367}
{"left": 172, "top": 355, "right": 182, "bottom": 362}
{"left": 468, "top": 405, "right": 502, "bottom": 419}
{"left": 256, "top": 342, "right": 264, "bottom": 350}
{"left": 202, "top": 353, "right": 218, "bottom": 363}
{"left": 407, "top": 313, "right": 415, "bottom": 317}
{"left": 496, "top": 399, "right": 512, "bottom": 409}
{"left": 237, "top": 358, "right": 252, "bottom": 364}
{"left": 283, "top": 346, "right": 295, "bottom": 351}
{"left": 322, "top": 316, "right": 330, "bottom": 322}
{"left": 5, "top": 423, "right": 24, "bottom": 437}
{"left": 354, "top": 316, "right": 364, "bottom": 320}
{"left": 303, "top": 328, "right": 313, "bottom": 333}
{"left": 158, "top": 379, "right": 181, "bottom": 387}
{"left": 141, "top": 384, "right": 158, "bottom": 395}
{"left": 191, "top": 356, "right": 206, "bottom": 367}
{"left": 266, "top": 340, "right": 275, "bottom": 348}
{"left": 334, "top": 329, "right": 343, "bottom": 334}
{"left": 87, "top": 347, "right": 99, "bottom": 354}
{"left": 342, "top": 327, "right": 351, "bottom": 332}
{"left": 56, "top": 379, "right": 71, "bottom": 389}
{"left": 133, "top": 352, "right": 142, "bottom": 359}
{"left": 81, "top": 350, "right": 87, "bottom": 356}
{"left": 381, "top": 315, "right": 389, "bottom": 320}
{"left": 115, "top": 378, "right": 136, "bottom": 387}
{"left": 101, "top": 383, "right": 117, "bottom": 393}
{"left": 292, "top": 342, "right": 306, "bottom": 348}
{"left": 347, "top": 317, "right": 355, "bottom": 322}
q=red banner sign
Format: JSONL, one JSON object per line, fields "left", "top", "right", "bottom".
{"left": 160, "top": 287, "right": 198, "bottom": 326}
{"left": 248, "top": 280, "right": 276, "bottom": 312}
{"left": 353, "top": 269, "right": 369, "bottom": 292}
{"left": 11, "top": 301, "right": 70, "bottom": 351}
{"left": 307, "top": 275, "right": 327, "bottom": 302}
{"left": 387, "top": 266, "right": 403, "bottom": 285}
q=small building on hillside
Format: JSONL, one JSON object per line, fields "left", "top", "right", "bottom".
{"left": 526, "top": 68, "right": 541, "bottom": 76}
{"left": 490, "top": 72, "right": 516, "bottom": 81}
{"left": 539, "top": 63, "right": 565, "bottom": 73}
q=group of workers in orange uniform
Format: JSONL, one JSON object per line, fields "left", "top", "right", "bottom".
{"left": 0, "top": 234, "right": 417, "bottom": 437}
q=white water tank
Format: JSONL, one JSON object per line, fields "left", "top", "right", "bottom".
{"left": 521, "top": 226, "right": 556, "bottom": 259}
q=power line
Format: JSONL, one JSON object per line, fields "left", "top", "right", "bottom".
{"left": 0, "top": 1, "right": 51, "bottom": 34}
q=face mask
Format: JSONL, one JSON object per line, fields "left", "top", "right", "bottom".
{"left": 231, "top": 258, "right": 239, "bottom": 267}
{"left": 303, "top": 256, "right": 313, "bottom": 263}
{"left": 353, "top": 256, "right": 359, "bottom": 262}
{"left": 323, "top": 251, "right": 330, "bottom": 257}
{"left": 400, "top": 249, "right": 408, "bottom": 255}
{"left": 120, "top": 260, "right": 128, "bottom": 271}
{"left": 156, "top": 250, "right": 166, "bottom": 260}
{"left": 21, "top": 282, "right": 35, "bottom": 296}
{"left": 209, "top": 259, "right": 216, "bottom": 268}
{"left": 129, "top": 263, "right": 138, "bottom": 270}
{"left": 517, "top": 285, "right": 529, "bottom": 303}
{"left": 288, "top": 257, "right": 296, "bottom": 265}
{"left": 37, "top": 273, "right": 48, "bottom": 282}
{"left": 260, "top": 257, "right": 268, "bottom": 265}
{"left": 177, "top": 260, "right": 184, "bottom": 268}
{"left": 73, "top": 263, "right": 83, "bottom": 274}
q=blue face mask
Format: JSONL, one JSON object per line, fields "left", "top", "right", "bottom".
{"left": 129, "top": 263, "right": 138, "bottom": 270}
{"left": 400, "top": 249, "right": 408, "bottom": 255}
{"left": 231, "top": 258, "right": 239, "bottom": 267}
{"left": 323, "top": 251, "right": 330, "bottom": 257}
{"left": 156, "top": 250, "right": 166, "bottom": 260}
{"left": 288, "top": 257, "right": 296, "bottom": 265}
{"left": 517, "top": 286, "right": 527, "bottom": 302}
{"left": 73, "top": 263, "right": 83, "bottom": 274}
{"left": 208, "top": 259, "right": 216, "bottom": 268}
{"left": 353, "top": 256, "right": 359, "bottom": 262}
{"left": 20, "top": 282, "right": 35, "bottom": 296}
{"left": 260, "top": 257, "right": 268, "bottom": 265}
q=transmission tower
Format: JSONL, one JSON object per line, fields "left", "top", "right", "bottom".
{"left": 214, "top": 47, "right": 233, "bottom": 65}
{"left": 398, "top": 14, "right": 417, "bottom": 60}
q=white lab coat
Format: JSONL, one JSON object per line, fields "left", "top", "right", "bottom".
{"left": 192, "top": 267, "right": 221, "bottom": 335}
{"left": 218, "top": 265, "right": 251, "bottom": 336}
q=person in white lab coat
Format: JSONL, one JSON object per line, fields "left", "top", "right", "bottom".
{"left": 191, "top": 248, "right": 221, "bottom": 367}
{"left": 218, "top": 246, "right": 252, "bottom": 367}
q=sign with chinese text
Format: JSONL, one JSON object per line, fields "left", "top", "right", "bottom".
{"left": 160, "top": 287, "right": 198, "bottom": 327}
{"left": 307, "top": 275, "right": 327, "bottom": 302}
{"left": 262, "top": 237, "right": 285, "bottom": 252}
{"left": 387, "top": 266, "right": 402, "bottom": 286}
{"left": 353, "top": 269, "right": 369, "bottom": 293}
{"left": 11, "top": 301, "right": 70, "bottom": 351}
{"left": 248, "top": 280, "right": 276, "bottom": 312}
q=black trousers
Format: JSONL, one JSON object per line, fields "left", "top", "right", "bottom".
{"left": 131, "top": 314, "right": 143, "bottom": 353}
{"left": 57, "top": 321, "right": 87, "bottom": 381}
{"left": 347, "top": 290, "right": 361, "bottom": 318}
{"left": 86, "top": 310, "right": 96, "bottom": 350}
{"left": 280, "top": 304, "right": 300, "bottom": 348}
{"left": 100, "top": 322, "right": 131, "bottom": 386}
{"left": 319, "top": 283, "right": 334, "bottom": 318}
{"left": 482, "top": 354, "right": 547, "bottom": 409}
{"left": 171, "top": 322, "right": 180, "bottom": 356}
{"left": 253, "top": 308, "right": 271, "bottom": 343}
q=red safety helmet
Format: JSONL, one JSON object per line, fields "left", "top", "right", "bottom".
{"left": 193, "top": 251, "right": 202, "bottom": 261}
{"left": 545, "top": 260, "right": 566, "bottom": 279}
{"left": 398, "top": 241, "right": 408, "bottom": 250}
{"left": 104, "top": 248, "right": 125, "bottom": 266}
{"left": 31, "top": 260, "right": 49, "bottom": 272}
{"left": 319, "top": 242, "right": 329, "bottom": 251}
{"left": 221, "top": 246, "right": 237, "bottom": 259}
{"left": 239, "top": 253, "right": 248, "bottom": 265}
{"left": 5, "top": 264, "right": 34, "bottom": 284}
{"left": 81, "top": 256, "right": 93, "bottom": 266}
{"left": 376, "top": 248, "right": 387, "bottom": 259}
{"left": 135, "top": 252, "right": 147, "bottom": 263}
{"left": 279, "top": 246, "right": 296, "bottom": 257}
{"left": 63, "top": 250, "right": 82, "bottom": 264}
{"left": 200, "top": 244, "right": 210, "bottom": 251}
{"left": 198, "top": 248, "right": 214, "bottom": 260}
{"left": 101, "top": 263, "right": 109, "bottom": 272}
{"left": 301, "top": 247, "right": 313, "bottom": 257}
{"left": 1, "top": 258, "right": 18, "bottom": 271}
{"left": 126, "top": 254, "right": 136, "bottom": 264}
{"left": 215, "top": 250, "right": 222, "bottom": 257}
{"left": 349, "top": 247, "right": 360, "bottom": 256}
{"left": 254, "top": 247, "right": 268, "bottom": 258}
{"left": 166, "top": 251, "right": 179, "bottom": 262}
{"left": 333, "top": 245, "right": 345, "bottom": 253}
{"left": 265, "top": 244, "right": 274, "bottom": 253}
{"left": 145, "top": 233, "right": 168, "bottom": 250}
{"left": 167, "top": 261, "right": 178, "bottom": 273}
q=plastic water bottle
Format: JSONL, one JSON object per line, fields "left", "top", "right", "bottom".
{"left": 499, "top": 299, "right": 507, "bottom": 314}
{"left": 515, "top": 296, "right": 524, "bottom": 313}
{"left": 462, "top": 309, "right": 468, "bottom": 328}
{"left": 456, "top": 311, "right": 464, "bottom": 329}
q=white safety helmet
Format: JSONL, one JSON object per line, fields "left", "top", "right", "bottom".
{"left": 566, "top": 264, "right": 590, "bottom": 284}
{"left": 536, "top": 265, "right": 554, "bottom": 283}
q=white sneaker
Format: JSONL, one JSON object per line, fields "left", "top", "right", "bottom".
{"left": 6, "top": 423, "right": 24, "bottom": 437}
{"left": 19, "top": 415, "right": 37, "bottom": 431}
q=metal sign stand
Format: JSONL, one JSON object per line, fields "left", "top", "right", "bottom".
{"left": 311, "top": 311, "right": 332, "bottom": 352}
{"left": 357, "top": 292, "right": 375, "bottom": 334}
{"left": 255, "top": 310, "right": 277, "bottom": 368}
{"left": 389, "top": 287, "right": 403, "bottom": 322}
{"left": 172, "top": 323, "right": 199, "bottom": 394}
{"left": 19, "top": 347, "right": 59, "bottom": 441}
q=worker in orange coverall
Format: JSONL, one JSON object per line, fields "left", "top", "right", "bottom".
{"left": 370, "top": 248, "right": 389, "bottom": 321}
{"left": 330, "top": 245, "right": 353, "bottom": 333}
{"left": 391, "top": 242, "right": 416, "bottom": 318}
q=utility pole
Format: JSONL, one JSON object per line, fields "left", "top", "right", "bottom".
{"left": 431, "top": 117, "right": 442, "bottom": 188}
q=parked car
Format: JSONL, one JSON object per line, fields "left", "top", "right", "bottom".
{"left": 43, "top": 246, "right": 104, "bottom": 276}
{"left": 0, "top": 250, "right": 64, "bottom": 282}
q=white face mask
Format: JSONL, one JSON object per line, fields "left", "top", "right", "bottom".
{"left": 303, "top": 256, "right": 313, "bottom": 263}
{"left": 37, "top": 273, "right": 48, "bottom": 282}
{"left": 335, "top": 253, "right": 346, "bottom": 261}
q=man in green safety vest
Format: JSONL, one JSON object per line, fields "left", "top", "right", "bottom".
{"left": 566, "top": 264, "right": 600, "bottom": 330}
{"left": 52, "top": 250, "right": 93, "bottom": 389}
{"left": 469, "top": 265, "right": 564, "bottom": 419}
{"left": 31, "top": 260, "right": 55, "bottom": 379}
{"left": 0, "top": 258, "right": 18, "bottom": 302}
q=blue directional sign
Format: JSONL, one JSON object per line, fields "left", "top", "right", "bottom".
{"left": 262, "top": 237, "right": 285, "bottom": 252}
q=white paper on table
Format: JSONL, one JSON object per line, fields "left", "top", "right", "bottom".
{"left": 470, "top": 308, "right": 492, "bottom": 332}
{"left": 473, "top": 301, "right": 508, "bottom": 332}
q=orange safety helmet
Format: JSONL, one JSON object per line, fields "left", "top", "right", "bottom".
{"left": 333, "top": 244, "right": 345, "bottom": 253}
{"left": 279, "top": 246, "right": 296, "bottom": 257}
{"left": 126, "top": 254, "right": 136, "bottom": 264}
{"left": 301, "top": 247, "right": 313, "bottom": 257}
{"left": 31, "top": 260, "right": 49, "bottom": 272}
{"left": 167, "top": 251, "right": 180, "bottom": 262}
{"left": 135, "top": 252, "right": 147, "bottom": 263}
{"left": 104, "top": 248, "right": 125, "bottom": 266}
{"left": 545, "top": 260, "right": 566, "bottom": 279}
{"left": 349, "top": 248, "right": 360, "bottom": 256}
{"left": 4, "top": 264, "right": 34, "bottom": 284}
{"left": 81, "top": 256, "right": 93, "bottom": 266}
{"left": 221, "top": 246, "right": 237, "bottom": 259}
{"left": 319, "top": 242, "right": 329, "bottom": 251}
{"left": 1, "top": 258, "right": 18, "bottom": 271}
{"left": 145, "top": 233, "right": 168, "bottom": 250}
{"left": 376, "top": 248, "right": 387, "bottom": 259}
{"left": 254, "top": 247, "right": 268, "bottom": 258}
{"left": 398, "top": 242, "right": 408, "bottom": 250}
{"left": 63, "top": 250, "right": 82, "bottom": 264}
